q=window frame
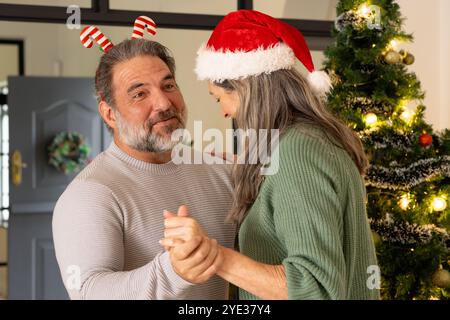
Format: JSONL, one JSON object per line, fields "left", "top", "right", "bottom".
{"left": 0, "top": 0, "right": 333, "bottom": 37}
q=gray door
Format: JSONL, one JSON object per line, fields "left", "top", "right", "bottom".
{"left": 8, "top": 76, "right": 111, "bottom": 299}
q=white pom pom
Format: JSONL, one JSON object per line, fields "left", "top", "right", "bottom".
{"left": 307, "top": 70, "right": 332, "bottom": 97}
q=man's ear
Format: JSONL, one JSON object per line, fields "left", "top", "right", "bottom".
{"left": 99, "top": 100, "right": 117, "bottom": 130}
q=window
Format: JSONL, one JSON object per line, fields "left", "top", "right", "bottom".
{"left": 0, "top": 86, "right": 8, "bottom": 228}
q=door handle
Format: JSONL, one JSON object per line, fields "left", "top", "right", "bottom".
{"left": 12, "top": 150, "right": 27, "bottom": 186}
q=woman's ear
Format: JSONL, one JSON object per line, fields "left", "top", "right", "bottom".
{"left": 99, "top": 101, "right": 117, "bottom": 130}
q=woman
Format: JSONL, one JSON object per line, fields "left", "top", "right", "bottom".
{"left": 162, "top": 9, "right": 380, "bottom": 300}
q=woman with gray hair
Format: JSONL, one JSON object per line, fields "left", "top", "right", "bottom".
{"left": 162, "top": 9, "right": 380, "bottom": 300}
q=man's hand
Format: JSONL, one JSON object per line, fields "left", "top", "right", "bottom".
{"left": 161, "top": 205, "right": 221, "bottom": 284}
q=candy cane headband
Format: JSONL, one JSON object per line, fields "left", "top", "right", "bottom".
{"left": 80, "top": 16, "right": 157, "bottom": 53}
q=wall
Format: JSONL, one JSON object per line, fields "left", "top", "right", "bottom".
{"left": 0, "top": 44, "right": 18, "bottom": 83}
{"left": 397, "top": 0, "right": 450, "bottom": 130}
{"left": 254, "top": 0, "right": 337, "bottom": 20}
{"left": 439, "top": 0, "right": 450, "bottom": 130}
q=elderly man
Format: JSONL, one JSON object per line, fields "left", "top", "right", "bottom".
{"left": 52, "top": 39, "right": 234, "bottom": 299}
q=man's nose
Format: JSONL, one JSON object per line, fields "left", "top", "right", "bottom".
{"left": 152, "top": 89, "right": 172, "bottom": 112}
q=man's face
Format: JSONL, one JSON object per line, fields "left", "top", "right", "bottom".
{"left": 111, "top": 55, "right": 187, "bottom": 153}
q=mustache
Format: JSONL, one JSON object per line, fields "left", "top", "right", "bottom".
{"left": 147, "top": 108, "right": 184, "bottom": 128}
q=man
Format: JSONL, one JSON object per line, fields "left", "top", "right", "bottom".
{"left": 52, "top": 39, "right": 235, "bottom": 299}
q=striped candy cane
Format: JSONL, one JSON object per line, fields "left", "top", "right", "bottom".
{"left": 131, "top": 16, "right": 157, "bottom": 39}
{"left": 80, "top": 26, "right": 114, "bottom": 53}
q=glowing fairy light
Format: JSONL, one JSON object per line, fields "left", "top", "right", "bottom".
{"left": 364, "top": 113, "right": 378, "bottom": 126}
{"left": 400, "top": 110, "right": 415, "bottom": 123}
{"left": 399, "top": 194, "right": 411, "bottom": 211}
{"left": 389, "top": 39, "right": 399, "bottom": 50}
{"left": 358, "top": 4, "right": 371, "bottom": 17}
{"left": 432, "top": 197, "right": 447, "bottom": 212}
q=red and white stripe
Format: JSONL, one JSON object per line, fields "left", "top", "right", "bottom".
{"left": 80, "top": 26, "right": 114, "bottom": 53}
{"left": 131, "top": 16, "right": 157, "bottom": 39}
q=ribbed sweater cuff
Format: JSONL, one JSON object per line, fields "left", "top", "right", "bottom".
{"left": 160, "top": 251, "right": 195, "bottom": 290}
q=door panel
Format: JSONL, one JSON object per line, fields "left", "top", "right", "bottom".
{"left": 8, "top": 212, "right": 68, "bottom": 300}
{"left": 8, "top": 76, "right": 110, "bottom": 299}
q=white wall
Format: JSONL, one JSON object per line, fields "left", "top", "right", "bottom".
{"left": 439, "top": 0, "right": 450, "bottom": 130}
{"left": 0, "top": 45, "right": 18, "bottom": 82}
{"left": 254, "top": 0, "right": 337, "bottom": 20}
{"left": 0, "top": 21, "right": 60, "bottom": 77}
{"left": 397, "top": 0, "right": 450, "bottom": 130}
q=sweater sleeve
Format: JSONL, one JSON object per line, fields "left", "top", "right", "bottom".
{"left": 52, "top": 180, "right": 194, "bottom": 300}
{"left": 270, "top": 131, "right": 348, "bottom": 299}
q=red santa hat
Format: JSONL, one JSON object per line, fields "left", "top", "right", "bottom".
{"left": 195, "top": 10, "right": 332, "bottom": 96}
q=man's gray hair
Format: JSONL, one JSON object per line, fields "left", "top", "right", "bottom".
{"left": 95, "top": 39, "right": 176, "bottom": 132}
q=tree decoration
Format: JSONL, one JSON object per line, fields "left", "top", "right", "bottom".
{"left": 419, "top": 133, "right": 433, "bottom": 147}
{"left": 432, "top": 197, "right": 447, "bottom": 212}
{"left": 432, "top": 266, "right": 450, "bottom": 288}
{"left": 384, "top": 50, "right": 402, "bottom": 64}
{"left": 325, "top": 0, "right": 450, "bottom": 299}
{"left": 47, "top": 131, "right": 91, "bottom": 175}
{"left": 403, "top": 52, "right": 415, "bottom": 65}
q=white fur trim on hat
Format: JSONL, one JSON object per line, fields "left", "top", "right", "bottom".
{"left": 307, "top": 70, "right": 332, "bottom": 97}
{"left": 195, "top": 42, "right": 296, "bottom": 82}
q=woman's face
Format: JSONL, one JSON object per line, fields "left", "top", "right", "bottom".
{"left": 208, "top": 82, "right": 240, "bottom": 119}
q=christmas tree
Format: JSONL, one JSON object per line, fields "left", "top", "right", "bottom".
{"left": 323, "top": 0, "right": 450, "bottom": 299}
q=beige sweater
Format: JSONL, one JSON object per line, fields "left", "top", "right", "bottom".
{"left": 52, "top": 142, "right": 235, "bottom": 300}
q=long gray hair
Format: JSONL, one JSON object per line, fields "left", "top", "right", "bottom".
{"left": 215, "top": 68, "right": 369, "bottom": 224}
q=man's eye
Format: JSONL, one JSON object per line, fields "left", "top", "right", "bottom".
{"left": 164, "top": 83, "right": 176, "bottom": 91}
{"left": 215, "top": 98, "right": 220, "bottom": 103}
{"left": 133, "top": 92, "right": 145, "bottom": 99}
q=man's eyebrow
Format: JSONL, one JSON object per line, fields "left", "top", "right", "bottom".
{"left": 162, "top": 74, "right": 175, "bottom": 81}
{"left": 127, "top": 82, "right": 147, "bottom": 94}
{"left": 208, "top": 91, "right": 213, "bottom": 95}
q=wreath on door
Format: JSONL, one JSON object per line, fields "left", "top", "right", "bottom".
{"left": 47, "top": 131, "right": 91, "bottom": 175}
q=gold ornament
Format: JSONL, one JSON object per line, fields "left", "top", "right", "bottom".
{"left": 403, "top": 53, "right": 415, "bottom": 65}
{"left": 432, "top": 267, "right": 450, "bottom": 288}
{"left": 384, "top": 50, "right": 402, "bottom": 64}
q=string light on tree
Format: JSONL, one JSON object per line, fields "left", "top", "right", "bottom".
{"left": 400, "top": 109, "right": 415, "bottom": 124}
{"left": 358, "top": 3, "right": 371, "bottom": 17}
{"left": 399, "top": 194, "right": 412, "bottom": 211}
{"left": 389, "top": 39, "right": 399, "bottom": 50}
{"left": 364, "top": 113, "right": 378, "bottom": 127}
{"left": 432, "top": 197, "right": 447, "bottom": 212}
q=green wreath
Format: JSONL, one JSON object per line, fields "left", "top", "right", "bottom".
{"left": 47, "top": 131, "right": 91, "bottom": 175}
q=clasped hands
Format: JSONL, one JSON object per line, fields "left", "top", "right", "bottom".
{"left": 160, "top": 205, "right": 223, "bottom": 284}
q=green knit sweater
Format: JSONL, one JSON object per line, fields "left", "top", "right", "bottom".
{"left": 238, "top": 125, "right": 380, "bottom": 300}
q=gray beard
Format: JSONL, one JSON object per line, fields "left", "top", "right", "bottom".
{"left": 115, "top": 109, "right": 186, "bottom": 153}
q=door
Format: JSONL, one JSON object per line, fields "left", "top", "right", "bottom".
{"left": 8, "top": 76, "right": 111, "bottom": 299}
